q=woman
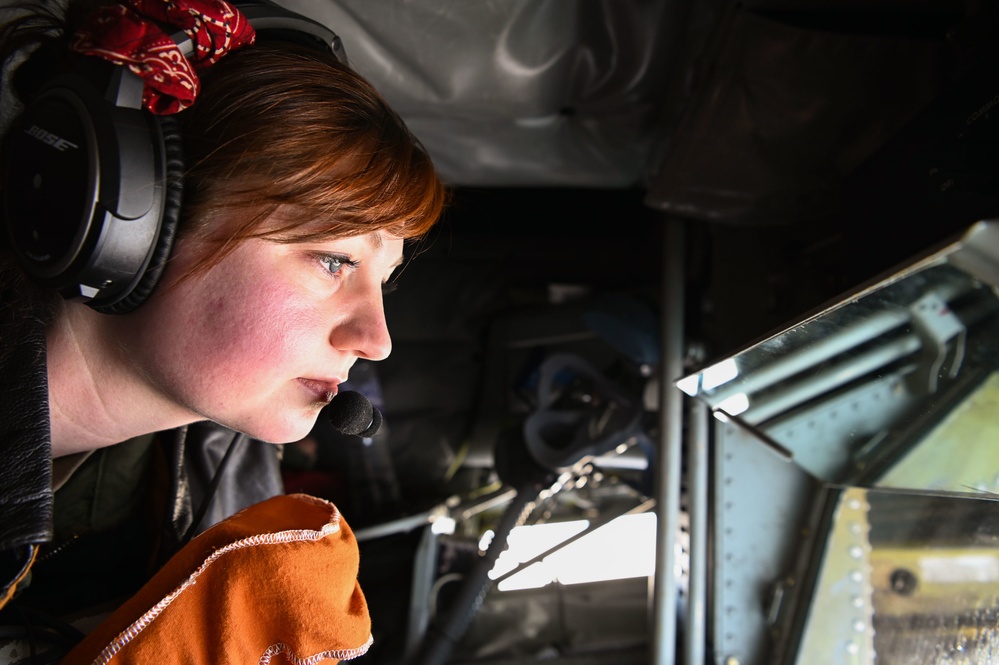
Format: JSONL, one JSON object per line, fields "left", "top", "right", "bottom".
{"left": 0, "top": 0, "right": 446, "bottom": 661}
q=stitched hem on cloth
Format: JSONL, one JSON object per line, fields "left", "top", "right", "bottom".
{"left": 259, "top": 635, "right": 374, "bottom": 664}
{"left": 90, "top": 498, "right": 365, "bottom": 665}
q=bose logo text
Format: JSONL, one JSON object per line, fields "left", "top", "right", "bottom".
{"left": 26, "top": 125, "right": 79, "bottom": 152}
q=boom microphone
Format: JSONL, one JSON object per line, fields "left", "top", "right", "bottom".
{"left": 327, "top": 390, "right": 383, "bottom": 437}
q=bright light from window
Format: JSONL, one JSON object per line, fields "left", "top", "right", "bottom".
{"left": 701, "top": 358, "right": 739, "bottom": 391}
{"left": 431, "top": 516, "right": 456, "bottom": 535}
{"left": 676, "top": 374, "right": 700, "bottom": 396}
{"left": 489, "top": 513, "right": 657, "bottom": 591}
{"left": 676, "top": 358, "right": 739, "bottom": 396}
{"left": 716, "top": 392, "right": 749, "bottom": 417}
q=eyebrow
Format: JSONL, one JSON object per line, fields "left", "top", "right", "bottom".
{"left": 368, "top": 232, "right": 405, "bottom": 272}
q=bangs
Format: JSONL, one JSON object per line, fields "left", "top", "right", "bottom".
{"left": 249, "top": 119, "right": 447, "bottom": 244}
{"left": 177, "top": 42, "right": 447, "bottom": 255}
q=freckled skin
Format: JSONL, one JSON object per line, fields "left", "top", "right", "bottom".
{"left": 105, "top": 231, "right": 402, "bottom": 443}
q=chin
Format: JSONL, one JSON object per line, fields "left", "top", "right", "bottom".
{"left": 230, "top": 412, "right": 320, "bottom": 445}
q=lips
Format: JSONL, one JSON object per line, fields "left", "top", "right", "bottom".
{"left": 298, "top": 378, "right": 340, "bottom": 403}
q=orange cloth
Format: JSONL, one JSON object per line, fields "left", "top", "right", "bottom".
{"left": 61, "top": 494, "right": 372, "bottom": 665}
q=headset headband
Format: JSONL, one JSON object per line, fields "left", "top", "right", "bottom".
{"left": 237, "top": 3, "right": 347, "bottom": 64}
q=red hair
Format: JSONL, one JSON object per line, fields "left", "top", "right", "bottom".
{"left": 175, "top": 41, "right": 447, "bottom": 273}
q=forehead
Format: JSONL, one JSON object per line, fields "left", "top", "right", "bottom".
{"left": 367, "top": 230, "right": 403, "bottom": 254}
{"left": 339, "top": 230, "right": 405, "bottom": 267}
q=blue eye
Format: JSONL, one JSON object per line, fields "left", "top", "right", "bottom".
{"left": 318, "top": 253, "right": 355, "bottom": 275}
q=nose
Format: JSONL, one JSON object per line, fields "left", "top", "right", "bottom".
{"left": 333, "top": 287, "right": 393, "bottom": 361}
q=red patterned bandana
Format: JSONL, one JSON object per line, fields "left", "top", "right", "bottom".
{"left": 70, "top": 0, "right": 256, "bottom": 114}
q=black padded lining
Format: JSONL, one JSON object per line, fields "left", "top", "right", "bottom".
{"left": 94, "top": 116, "right": 184, "bottom": 315}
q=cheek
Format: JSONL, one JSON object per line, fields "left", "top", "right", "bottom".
{"left": 193, "top": 282, "right": 315, "bottom": 375}
{"left": 143, "top": 275, "right": 318, "bottom": 394}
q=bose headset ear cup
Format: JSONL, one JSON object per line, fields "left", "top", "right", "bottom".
{"left": 92, "top": 115, "right": 184, "bottom": 315}
{"left": 3, "top": 70, "right": 168, "bottom": 309}
{"left": 5, "top": 3, "right": 346, "bottom": 313}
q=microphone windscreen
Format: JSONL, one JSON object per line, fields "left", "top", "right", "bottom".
{"left": 358, "top": 406, "right": 383, "bottom": 438}
{"left": 327, "top": 390, "right": 380, "bottom": 436}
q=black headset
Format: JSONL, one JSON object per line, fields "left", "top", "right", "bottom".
{"left": 1, "top": 1, "right": 347, "bottom": 314}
